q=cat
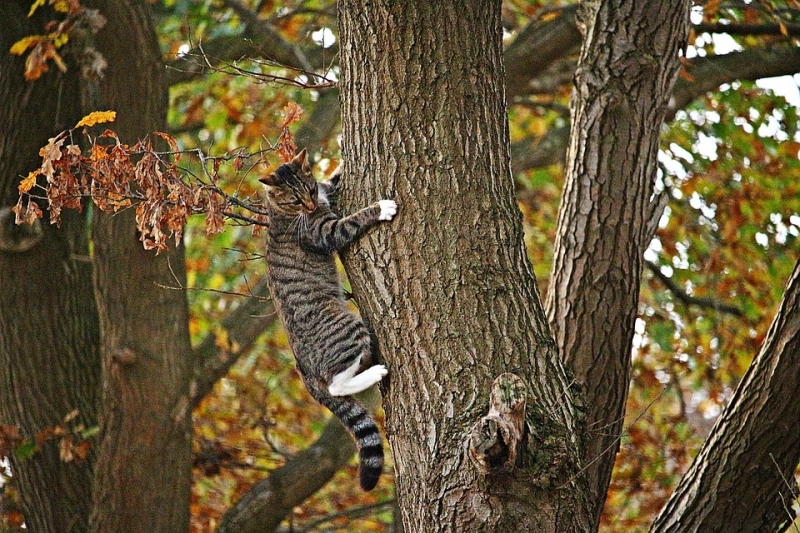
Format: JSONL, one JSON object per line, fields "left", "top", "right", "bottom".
{"left": 260, "top": 148, "right": 397, "bottom": 491}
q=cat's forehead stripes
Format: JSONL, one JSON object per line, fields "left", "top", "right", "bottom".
{"left": 275, "top": 163, "right": 300, "bottom": 183}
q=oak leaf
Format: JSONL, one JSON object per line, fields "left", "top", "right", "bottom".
{"left": 75, "top": 110, "right": 117, "bottom": 128}
{"left": 18, "top": 171, "right": 39, "bottom": 193}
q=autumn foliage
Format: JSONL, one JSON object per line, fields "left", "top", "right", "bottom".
{"left": 13, "top": 105, "right": 305, "bottom": 252}
{"left": 3, "top": 0, "right": 800, "bottom": 531}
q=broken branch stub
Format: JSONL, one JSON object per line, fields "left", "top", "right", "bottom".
{"left": 468, "top": 372, "right": 528, "bottom": 474}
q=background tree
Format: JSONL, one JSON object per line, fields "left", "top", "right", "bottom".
{"left": 1, "top": 1, "right": 799, "bottom": 532}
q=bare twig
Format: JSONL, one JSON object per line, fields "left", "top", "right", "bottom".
{"left": 645, "top": 260, "right": 745, "bottom": 317}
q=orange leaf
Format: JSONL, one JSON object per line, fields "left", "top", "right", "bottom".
{"left": 153, "top": 131, "right": 181, "bottom": 163}
{"left": 75, "top": 110, "right": 117, "bottom": 128}
{"left": 7, "top": 511, "right": 25, "bottom": 528}
{"left": 18, "top": 171, "right": 38, "bottom": 193}
{"left": 281, "top": 102, "right": 304, "bottom": 128}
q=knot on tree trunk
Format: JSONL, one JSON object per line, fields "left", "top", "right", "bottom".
{"left": 467, "top": 373, "right": 527, "bottom": 474}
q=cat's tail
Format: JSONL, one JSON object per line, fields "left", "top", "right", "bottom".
{"left": 315, "top": 389, "right": 384, "bottom": 491}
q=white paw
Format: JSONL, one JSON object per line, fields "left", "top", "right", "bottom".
{"left": 364, "top": 364, "right": 389, "bottom": 381}
{"left": 378, "top": 200, "right": 397, "bottom": 221}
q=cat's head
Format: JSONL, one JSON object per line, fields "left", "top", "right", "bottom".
{"left": 260, "top": 148, "right": 319, "bottom": 215}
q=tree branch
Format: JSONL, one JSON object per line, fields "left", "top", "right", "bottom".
{"left": 216, "top": 410, "right": 359, "bottom": 533}
{"left": 165, "top": 1, "right": 332, "bottom": 87}
{"left": 645, "top": 260, "right": 745, "bottom": 317}
{"left": 694, "top": 21, "right": 800, "bottom": 38}
{"left": 668, "top": 46, "right": 800, "bottom": 121}
{"left": 512, "top": 46, "right": 800, "bottom": 173}
{"left": 190, "top": 277, "right": 274, "bottom": 408}
{"left": 296, "top": 499, "right": 395, "bottom": 533}
{"left": 650, "top": 259, "right": 800, "bottom": 532}
{"left": 504, "top": 5, "right": 581, "bottom": 99}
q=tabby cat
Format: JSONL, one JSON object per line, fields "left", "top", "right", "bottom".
{"left": 260, "top": 148, "right": 396, "bottom": 491}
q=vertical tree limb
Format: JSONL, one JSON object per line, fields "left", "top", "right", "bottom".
{"left": 84, "top": 2, "right": 193, "bottom": 532}
{"left": 0, "top": 3, "right": 99, "bottom": 531}
{"left": 545, "top": 0, "right": 691, "bottom": 525}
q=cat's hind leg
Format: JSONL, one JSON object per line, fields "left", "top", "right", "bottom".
{"left": 329, "top": 360, "right": 388, "bottom": 396}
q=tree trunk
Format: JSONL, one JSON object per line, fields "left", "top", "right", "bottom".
{"left": 650, "top": 260, "right": 800, "bottom": 533}
{"left": 0, "top": 3, "right": 99, "bottom": 532}
{"left": 82, "top": 2, "right": 194, "bottom": 532}
{"left": 337, "top": 1, "right": 591, "bottom": 531}
{"left": 544, "top": 0, "right": 690, "bottom": 525}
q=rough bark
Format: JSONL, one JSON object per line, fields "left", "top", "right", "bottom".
{"left": 337, "top": 1, "right": 590, "bottom": 531}
{"left": 544, "top": 0, "right": 691, "bottom": 526}
{"left": 0, "top": 3, "right": 100, "bottom": 532}
{"left": 82, "top": 2, "right": 194, "bottom": 532}
{"left": 650, "top": 260, "right": 800, "bottom": 533}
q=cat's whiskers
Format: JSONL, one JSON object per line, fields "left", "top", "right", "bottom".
{"left": 287, "top": 213, "right": 305, "bottom": 237}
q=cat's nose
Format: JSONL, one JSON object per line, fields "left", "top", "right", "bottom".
{"left": 303, "top": 200, "right": 317, "bottom": 212}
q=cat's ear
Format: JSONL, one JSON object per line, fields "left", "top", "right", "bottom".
{"left": 259, "top": 172, "right": 282, "bottom": 186}
{"left": 292, "top": 148, "right": 311, "bottom": 172}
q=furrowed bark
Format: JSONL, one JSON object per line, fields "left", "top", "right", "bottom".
{"left": 84, "top": 2, "right": 193, "bottom": 532}
{"left": 545, "top": 0, "right": 691, "bottom": 526}
{"left": 0, "top": 3, "right": 99, "bottom": 531}
{"left": 338, "top": 0, "right": 590, "bottom": 531}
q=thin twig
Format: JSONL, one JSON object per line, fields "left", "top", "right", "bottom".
{"left": 297, "top": 500, "right": 396, "bottom": 533}
{"left": 645, "top": 260, "right": 745, "bottom": 317}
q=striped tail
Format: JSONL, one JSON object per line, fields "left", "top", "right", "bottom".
{"left": 316, "top": 388, "right": 384, "bottom": 490}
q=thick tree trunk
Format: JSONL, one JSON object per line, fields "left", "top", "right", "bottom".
{"left": 544, "top": 0, "right": 690, "bottom": 525}
{"left": 82, "top": 2, "right": 194, "bottom": 532}
{"left": 337, "top": 1, "right": 590, "bottom": 531}
{"left": 0, "top": 3, "right": 99, "bottom": 532}
{"left": 650, "top": 260, "right": 800, "bottom": 533}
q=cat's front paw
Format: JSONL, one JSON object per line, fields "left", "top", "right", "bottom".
{"left": 378, "top": 200, "right": 397, "bottom": 221}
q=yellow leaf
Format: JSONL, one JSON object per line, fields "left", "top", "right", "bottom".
{"left": 75, "top": 110, "right": 117, "bottom": 128}
{"left": 27, "top": 0, "right": 46, "bottom": 17}
{"left": 53, "top": 32, "right": 69, "bottom": 48}
{"left": 18, "top": 171, "right": 38, "bottom": 193}
{"left": 53, "top": 0, "right": 70, "bottom": 13}
{"left": 10, "top": 35, "right": 42, "bottom": 55}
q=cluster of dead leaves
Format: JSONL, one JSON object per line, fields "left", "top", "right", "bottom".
{"left": 14, "top": 106, "right": 306, "bottom": 252}
{"left": 0, "top": 410, "right": 94, "bottom": 465}
{"left": 1, "top": 412, "right": 95, "bottom": 527}
{"left": 9, "top": 0, "right": 106, "bottom": 81}
{"left": 276, "top": 101, "right": 304, "bottom": 162}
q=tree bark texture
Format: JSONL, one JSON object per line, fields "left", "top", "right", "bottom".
{"left": 338, "top": 1, "right": 591, "bottom": 531}
{"left": 650, "top": 260, "right": 800, "bottom": 533}
{"left": 81, "top": 2, "right": 194, "bottom": 532}
{"left": 0, "top": 3, "right": 100, "bottom": 532}
{"left": 544, "top": 0, "right": 690, "bottom": 525}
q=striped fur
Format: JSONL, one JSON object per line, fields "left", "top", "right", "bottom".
{"left": 260, "top": 149, "right": 395, "bottom": 491}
